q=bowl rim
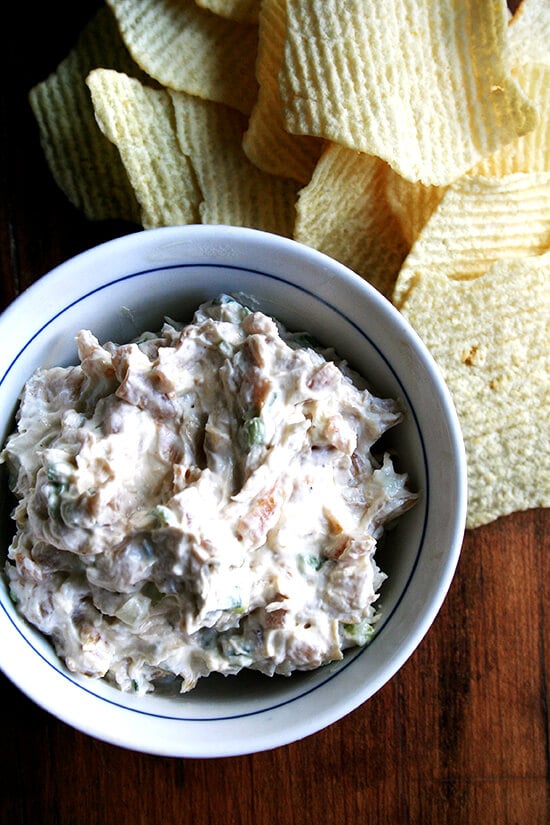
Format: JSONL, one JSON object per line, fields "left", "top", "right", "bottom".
{"left": 0, "top": 225, "right": 467, "bottom": 757}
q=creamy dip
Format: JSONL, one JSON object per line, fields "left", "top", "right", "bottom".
{"left": 2, "top": 296, "right": 415, "bottom": 694}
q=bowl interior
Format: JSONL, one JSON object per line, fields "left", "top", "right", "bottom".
{"left": 0, "top": 226, "right": 465, "bottom": 756}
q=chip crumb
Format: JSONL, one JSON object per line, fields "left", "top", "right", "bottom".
{"left": 461, "top": 345, "right": 485, "bottom": 367}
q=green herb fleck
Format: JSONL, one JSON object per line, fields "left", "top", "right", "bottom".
{"left": 342, "top": 620, "right": 376, "bottom": 646}
{"left": 245, "top": 417, "right": 265, "bottom": 447}
{"left": 151, "top": 505, "right": 177, "bottom": 527}
{"left": 298, "top": 554, "right": 326, "bottom": 574}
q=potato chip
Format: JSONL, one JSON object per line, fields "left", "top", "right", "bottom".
{"left": 398, "top": 253, "right": 550, "bottom": 529}
{"left": 508, "top": 0, "right": 550, "bottom": 67}
{"left": 105, "top": 0, "right": 259, "bottom": 115}
{"left": 28, "top": 7, "right": 142, "bottom": 223}
{"left": 293, "top": 144, "right": 408, "bottom": 297}
{"left": 392, "top": 173, "right": 550, "bottom": 307}
{"left": 168, "top": 88, "right": 299, "bottom": 235}
{"left": 87, "top": 69, "right": 202, "bottom": 228}
{"left": 385, "top": 171, "right": 446, "bottom": 248}
{"left": 387, "top": 60, "right": 550, "bottom": 245}
{"left": 471, "top": 63, "right": 550, "bottom": 177}
{"left": 279, "top": 0, "right": 538, "bottom": 186}
{"left": 243, "top": 0, "right": 322, "bottom": 184}
{"left": 195, "top": 0, "right": 261, "bottom": 24}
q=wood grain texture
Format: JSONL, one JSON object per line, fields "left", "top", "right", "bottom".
{"left": 1, "top": 3, "right": 548, "bottom": 824}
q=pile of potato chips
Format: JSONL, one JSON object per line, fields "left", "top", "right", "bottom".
{"left": 29, "top": 0, "right": 549, "bottom": 529}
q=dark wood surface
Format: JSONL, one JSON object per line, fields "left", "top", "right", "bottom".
{"left": 1, "top": 4, "right": 548, "bottom": 824}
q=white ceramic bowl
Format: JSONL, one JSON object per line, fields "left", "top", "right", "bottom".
{"left": 0, "top": 225, "right": 466, "bottom": 757}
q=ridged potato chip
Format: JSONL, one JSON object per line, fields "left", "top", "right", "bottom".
{"left": 392, "top": 173, "right": 550, "bottom": 307}
{"left": 105, "top": 0, "right": 259, "bottom": 114}
{"left": 87, "top": 69, "right": 201, "bottom": 228}
{"left": 169, "top": 88, "right": 299, "bottom": 235}
{"left": 386, "top": 62, "right": 550, "bottom": 247}
{"left": 388, "top": 59, "right": 550, "bottom": 247}
{"left": 294, "top": 144, "right": 408, "bottom": 297}
{"left": 279, "top": 0, "right": 538, "bottom": 186}
{"left": 29, "top": 7, "right": 142, "bottom": 223}
{"left": 89, "top": 67, "right": 298, "bottom": 234}
{"left": 508, "top": 0, "right": 550, "bottom": 67}
{"left": 195, "top": 0, "right": 261, "bottom": 24}
{"left": 398, "top": 253, "right": 550, "bottom": 529}
{"left": 385, "top": 172, "right": 446, "bottom": 249}
{"left": 243, "top": 0, "right": 322, "bottom": 184}
{"left": 471, "top": 63, "right": 550, "bottom": 177}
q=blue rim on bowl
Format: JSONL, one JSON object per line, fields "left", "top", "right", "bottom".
{"left": 0, "top": 226, "right": 467, "bottom": 757}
